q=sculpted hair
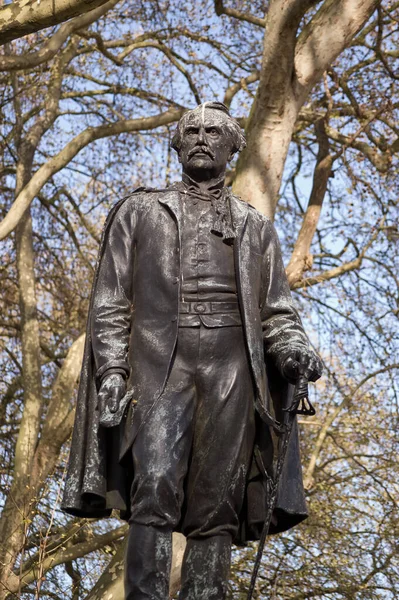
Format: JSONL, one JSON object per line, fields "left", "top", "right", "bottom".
{"left": 171, "top": 102, "right": 246, "bottom": 155}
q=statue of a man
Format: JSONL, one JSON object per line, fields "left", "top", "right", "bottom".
{"left": 62, "top": 102, "right": 322, "bottom": 598}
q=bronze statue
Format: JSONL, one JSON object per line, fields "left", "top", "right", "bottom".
{"left": 62, "top": 102, "right": 322, "bottom": 599}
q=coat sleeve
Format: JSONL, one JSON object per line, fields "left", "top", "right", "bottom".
{"left": 260, "top": 218, "right": 309, "bottom": 367}
{"left": 91, "top": 200, "right": 136, "bottom": 384}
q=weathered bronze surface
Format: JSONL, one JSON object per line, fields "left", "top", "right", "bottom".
{"left": 62, "top": 102, "right": 322, "bottom": 599}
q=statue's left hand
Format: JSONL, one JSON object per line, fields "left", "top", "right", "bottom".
{"left": 98, "top": 373, "right": 127, "bottom": 416}
{"left": 279, "top": 348, "right": 323, "bottom": 385}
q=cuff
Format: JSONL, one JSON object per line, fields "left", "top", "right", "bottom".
{"left": 95, "top": 360, "right": 129, "bottom": 387}
{"left": 100, "top": 368, "right": 128, "bottom": 385}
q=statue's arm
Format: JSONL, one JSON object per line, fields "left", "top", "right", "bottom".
{"left": 91, "top": 201, "right": 135, "bottom": 388}
{"left": 260, "top": 218, "right": 322, "bottom": 383}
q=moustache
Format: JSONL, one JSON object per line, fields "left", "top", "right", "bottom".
{"left": 188, "top": 146, "right": 215, "bottom": 159}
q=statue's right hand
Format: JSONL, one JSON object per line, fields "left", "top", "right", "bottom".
{"left": 98, "top": 373, "right": 126, "bottom": 415}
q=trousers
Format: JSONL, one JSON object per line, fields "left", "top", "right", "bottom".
{"left": 129, "top": 325, "right": 256, "bottom": 537}
{"left": 125, "top": 325, "right": 256, "bottom": 598}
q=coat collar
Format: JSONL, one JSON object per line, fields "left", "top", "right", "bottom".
{"left": 158, "top": 188, "right": 248, "bottom": 239}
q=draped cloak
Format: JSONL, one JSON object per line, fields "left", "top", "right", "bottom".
{"left": 61, "top": 187, "right": 309, "bottom": 544}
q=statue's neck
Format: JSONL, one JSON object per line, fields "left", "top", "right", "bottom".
{"left": 181, "top": 172, "right": 225, "bottom": 194}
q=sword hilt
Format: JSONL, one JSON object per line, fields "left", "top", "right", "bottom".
{"left": 284, "top": 374, "right": 316, "bottom": 416}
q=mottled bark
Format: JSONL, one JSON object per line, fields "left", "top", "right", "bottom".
{"left": 233, "top": 0, "right": 378, "bottom": 218}
{"left": 0, "top": 0, "right": 113, "bottom": 45}
{"left": 0, "top": 0, "right": 118, "bottom": 71}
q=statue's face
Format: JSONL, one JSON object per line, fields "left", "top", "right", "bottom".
{"left": 178, "top": 109, "right": 235, "bottom": 181}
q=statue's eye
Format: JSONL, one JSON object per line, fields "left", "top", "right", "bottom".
{"left": 185, "top": 129, "right": 197, "bottom": 136}
{"left": 208, "top": 128, "right": 219, "bottom": 136}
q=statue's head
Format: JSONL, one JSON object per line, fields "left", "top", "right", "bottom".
{"left": 171, "top": 102, "right": 246, "bottom": 181}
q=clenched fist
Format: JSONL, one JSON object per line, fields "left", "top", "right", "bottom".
{"left": 98, "top": 373, "right": 126, "bottom": 418}
{"left": 278, "top": 348, "right": 323, "bottom": 385}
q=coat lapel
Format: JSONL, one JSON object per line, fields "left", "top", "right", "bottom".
{"left": 230, "top": 194, "right": 249, "bottom": 314}
{"left": 158, "top": 190, "right": 183, "bottom": 236}
{"left": 229, "top": 193, "right": 249, "bottom": 240}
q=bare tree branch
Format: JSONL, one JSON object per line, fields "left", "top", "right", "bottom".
{"left": 325, "top": 124, "right": 391, "bottom": 172}
{"left": 223, "top": 70, "right": 260, "bottom": 107}
{"left": 0, "top": 0, "right": 119, "bottom": 71}
{"left": 291, "top": 222, "right": 382, "bottom": 290}
{"left": 214, "top": 0, "right": 266, "bottom": 27}
{"left": 16, "top": 526, "right": 128, "bottom": 591}
{"left": 32, "top": 334, "right": 85, "bottom": 482}
{"left": 0, "top": 107, "right": 185, "bottom": 240}
{"left": 286, "top": 117, "right": 333, "bottom": 286}
{"left": 0, "top": 334, "right": 85, "bottom": 593}
{"left": 0, "top": 0, "right": 115, "bottom": 45}
{"left": 233, "top": 0, "right": 378, "bottom": 217}
{"left": 294, "top": 0, "right": 379, "bottom": 100}
{"left": 303, "top": 363, "right": 399, "bottom": 489}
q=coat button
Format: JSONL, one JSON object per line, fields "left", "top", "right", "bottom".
{"left": 173, "top": 277, "right": 179, "bottom": 284}
{"left": 194, "top": 303, "right": 206, "bottom": 313}
{"left": 171, "top": 316, "right": 177, "bottom": 322}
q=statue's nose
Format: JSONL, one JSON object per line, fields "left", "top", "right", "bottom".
{"left": 197, "top": 126, "right": 207, "bottom": 145}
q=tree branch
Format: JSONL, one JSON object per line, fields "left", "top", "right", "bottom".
{"left": 31, "top": 334, "right": 85, "bottom": 483}
{"left": 303, "top": 363, "right": 399, "bottom": 489}
{"left": 0, "top": 333, "right": 85, "bottom": 590}
{"left": 325, "top": 124, "right": 391, "bottom": 172}
{"left": 214, "top": 0, "right": 266, "bottom": 27}
{"left": 16, "top": 526, "right": 128, "bottom": 591}
{"left": 0, "top": 0, "right": 119, "bottom": 71}
{"left": 0, "top": 0, "right": 115, "bottom": 45}
{"left": 294, "top": 0, "right": 379, "bottom": 101}
{"left": 291, "top": 222, "right": 382, "bottom": 290}
{"left": 0, "top": 107, "right": 185, "bottom": 240}
{"left": 286, "top": 117, "right": 333, "bottom": 286}
{"left": 223, "top": 70, "right": 260, "bottom": 107}
{"left": 232, "top": 0, "right": 323, "bottom": 216}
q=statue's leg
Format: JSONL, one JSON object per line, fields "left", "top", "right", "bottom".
{"left": 180, "top": 325, "right": 256, "bottom": 598}
{"left": 125, "top": 328, "right": 200, "bottom": 600}
{"left": 124, "top": 524, "right": 172, "bottom": 600}
{"left": 179, "top": 535, "right": 232, "bottom": 600}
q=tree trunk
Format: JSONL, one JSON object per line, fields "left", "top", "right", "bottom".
{"left": 232, "top": 0, "right": 308, "bottom": 217}
{"left": 0, "top": 156, "right": 43, "bottom": 596}
{"left": 233, "top": 0, "right": 378, "bottom": 218}
{"left": 83, "top": 533, "right": 186, "bottom": 599}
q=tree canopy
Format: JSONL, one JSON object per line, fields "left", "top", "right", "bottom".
{"left": 0, "top": 1, "right": 398, "bottom": 598}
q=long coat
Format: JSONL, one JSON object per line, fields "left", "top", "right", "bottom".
{"left": 62, "top": 187, "right": 310, "bottom": 543}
